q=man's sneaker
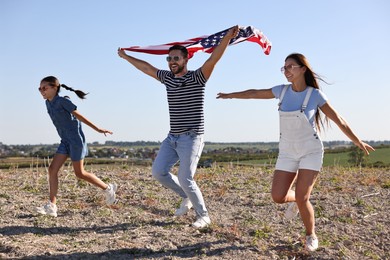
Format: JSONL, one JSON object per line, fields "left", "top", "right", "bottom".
{"left": 305, "top": 235, "right": 319, "bottom": 251}
{"left": 36, "top": 202, "right": 57, "bottom": 217}
{"left": 105, "top": 183, "right": 118, "bottom": 205}
{"left": 174, "top": 198, "right": 193, "bottom": 216}
{"left": 285, "top": 202, "right": 299, "bottom": 220}
{"left": 192, "top": 216, "right": 211, "bottom": 228}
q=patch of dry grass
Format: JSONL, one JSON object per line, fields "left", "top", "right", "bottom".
{"left": 0, "top": 164, "right": 389, "bottom": 259}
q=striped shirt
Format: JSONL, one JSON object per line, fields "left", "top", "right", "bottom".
{"left": 157, "top": 68, "right": 207, "bottom": 135}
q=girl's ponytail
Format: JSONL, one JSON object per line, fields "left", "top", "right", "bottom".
{"left": 60, "top": 84, "right": 88, "bottom": 99}
{"left": 40, "top": 76, "right": 88, "bottom": 99}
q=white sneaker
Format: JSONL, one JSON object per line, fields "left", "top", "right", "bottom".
{"left": 285, "top": 202, "right": 299, "bottom": 220}
{"left": 105, "top": 183, "right": 117, "bottom": 205}
{"left": 305, "top": 235, "right": 319, "bottom": 251}
{"left": 36, "top": 202, "right": 57, "bottom": 217}
{"left": 174, "top": 198, "right": 193, "bottom": 216}
{"left": 192, "top": 216, "right": 211, "bottom": 228}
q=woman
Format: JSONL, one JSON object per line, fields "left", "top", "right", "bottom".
{"left": 36, "top": 76, "right": 117, "bottom": 217}
{"left": 217, "top": 53, "right": 374, "bottom": 251}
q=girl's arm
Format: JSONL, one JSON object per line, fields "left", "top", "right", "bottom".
{"left": 320, "top": 102, "right": 375, "bottom": 155}
{"left": 72, "top": 110, "right": 113, "bottom": 136}
{"left": 217, "top": 88, "right": 274, "bottom": 99}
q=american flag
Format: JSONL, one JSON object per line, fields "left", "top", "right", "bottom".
{"left": 121, "top": 25, "right": 271, "bottom": 58}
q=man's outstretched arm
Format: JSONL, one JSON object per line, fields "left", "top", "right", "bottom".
{"left": 118, "top": 48, "right": 159, "bottom": 80}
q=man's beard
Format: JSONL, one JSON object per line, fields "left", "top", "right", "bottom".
{"left": 170, "top": 64, "right": 185, "bottom": 75}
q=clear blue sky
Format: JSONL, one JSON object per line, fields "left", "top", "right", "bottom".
{"left": 1, "top": 0, "right": 389, "bottom": 145}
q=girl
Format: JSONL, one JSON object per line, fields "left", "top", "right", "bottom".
{"left": 36, "top": 76, "right": 117, "bottom": 217}
{"left": 217, "top": 53, "right": 374, "bottom": 251}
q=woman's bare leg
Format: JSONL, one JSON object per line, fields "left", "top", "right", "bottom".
{"left": 295, "top": 169, "right": 319, "bottom": 236}
{"left": 271, "top": 170, "right": 297, "bottom": 203}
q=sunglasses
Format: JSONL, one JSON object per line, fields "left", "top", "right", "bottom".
{"left": 280, "top": 64, "right": 302, "bottom": 73}
{"left": 38, "top": 86, "right": 49, "bottom": 92}
{"left": 38, "top": 84, "right": 56, "bottom": 92}
{"left": 166, "top": 56, "right": 182, "bottom": 62}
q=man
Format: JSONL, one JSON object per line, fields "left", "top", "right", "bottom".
{"left": 118, "top": 26, "right": 239, "bottom": 228}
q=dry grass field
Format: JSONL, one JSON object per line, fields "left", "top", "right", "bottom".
{"left": 0, "top": 162, "right": 389, "bottom": 259}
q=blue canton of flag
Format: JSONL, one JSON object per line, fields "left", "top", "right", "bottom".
{"left": 198, "top": 30, "right": 228, "bottom": 48}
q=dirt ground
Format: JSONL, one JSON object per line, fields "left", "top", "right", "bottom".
{"left": 0, "top": 163, "right": 389, "bottom": 259}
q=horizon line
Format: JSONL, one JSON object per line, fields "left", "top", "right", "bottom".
{"left": 1, "top": 140, "right": 389, "bottom": 146}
